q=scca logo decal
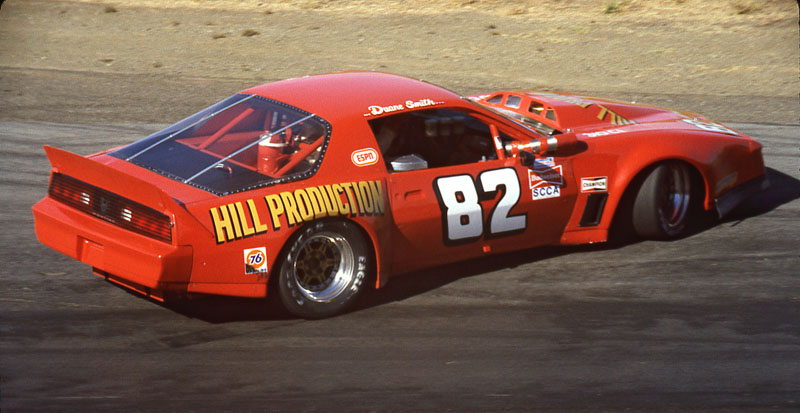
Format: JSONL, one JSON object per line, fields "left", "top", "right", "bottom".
{"left": 210, "top": 180, "right": 386, "bottom": 244}
{"left": 531, "top": 185, "right": 560, "bottom": 200}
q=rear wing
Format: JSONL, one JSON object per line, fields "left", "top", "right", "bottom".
{"left": 43, "top": 145, "right": 185, "bottom": 215}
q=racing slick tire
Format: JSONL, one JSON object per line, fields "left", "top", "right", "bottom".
{"left": 278, "top": 220, "right": 371, "bottom": 319}
{"left": 632, "top": 161, "right": 694, "bottom": 239}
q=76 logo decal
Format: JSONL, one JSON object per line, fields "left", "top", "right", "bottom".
{"left": 433, "top": 168, "right": 526, "bottom": 245}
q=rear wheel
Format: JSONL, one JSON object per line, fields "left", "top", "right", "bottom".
{"left": 278, "top": 220, "right": 370, "bottom": 319}
{"left": 632, "top": 161, "right": 694, "bottom": 239}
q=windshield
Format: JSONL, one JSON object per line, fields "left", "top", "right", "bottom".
{"left": 111, "top": 94, "right": 330, "bottom": 195}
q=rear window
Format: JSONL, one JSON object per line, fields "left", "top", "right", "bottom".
{"left": 111, "top": 94, "right": 330, "bottom": 195}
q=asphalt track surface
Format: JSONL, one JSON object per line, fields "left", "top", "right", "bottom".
{"left": 1, "top": 121, "right": 798, "bottom": 411}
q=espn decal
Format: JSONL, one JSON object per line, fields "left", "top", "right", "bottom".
{"left": 581, "top": 176, "right": 608, "bottom": 192}
{"left": 209, "top": 180, "right": 385, "bottom": 244}
{"left": 243, "top": 247, "right": 268, "bottom": 274}
{"left": 351, "top": 148, "right": 379, "bottom": 167}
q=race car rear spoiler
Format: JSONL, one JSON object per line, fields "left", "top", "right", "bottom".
{"left": 43, "top": 145, "right": 185, "bottom": 217}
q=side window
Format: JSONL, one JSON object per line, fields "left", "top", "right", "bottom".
{"left": 368, "top": 108, "right": 508, "bottom": 172}
{"left": 505, "top": 95, "right": 522, "bottom": 109}
{"left": 486, "top": 94, "right": 504, "bottom": 104}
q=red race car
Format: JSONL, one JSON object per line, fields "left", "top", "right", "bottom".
{"left": 33, "top": 72, "right": 767, "bottom": 318}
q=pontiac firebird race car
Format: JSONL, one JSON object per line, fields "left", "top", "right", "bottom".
{"left": 33, "top": 72, "right": 767, "bottom": 318}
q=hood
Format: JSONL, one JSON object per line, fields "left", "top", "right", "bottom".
{"left": 471, "top": 91, "right": 697, "bottom": 134}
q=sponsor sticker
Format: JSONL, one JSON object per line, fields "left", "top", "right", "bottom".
{"left": 531, "top": 185, "right": 561, "bottom": 200}
{"left": 533, "top": 157, "right": 555, "bottom": 170}
{"left": 351, "top": 148, "right": 379, "bottom": 167}
{"left": 582, "top": 129, "right": 625, "bottom": 138}
{"left": 581, "top": 176, "right": 608, "bottom": 192}
{"left": 682, "top": 119, "right": 739, "bottom": 136}
{"left": 528, "top": 165, "right": 563, "bottom": 188}
{"left": 243, "top": 247, "right": 268, "bottom": 274}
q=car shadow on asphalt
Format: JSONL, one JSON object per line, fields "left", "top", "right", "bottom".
{"left": 164, "top": 167, "right": 798, "bottom": 323}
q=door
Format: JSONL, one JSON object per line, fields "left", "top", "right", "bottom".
{"left": 369, "top": 107, "right": 578, "bottom": 274}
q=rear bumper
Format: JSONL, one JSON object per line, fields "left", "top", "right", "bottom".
{"left": 33, "top": 197, "right": 193, "bottom": 292}
{"left": 714, "top": 174, "right": 770, "bottom": 218}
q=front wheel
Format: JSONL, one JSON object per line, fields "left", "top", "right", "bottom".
{"left": 278, "top": 220, "right": 371, "bottom": 319}
{"left": 632, "top": 161, "right": 695, "bottom": 239}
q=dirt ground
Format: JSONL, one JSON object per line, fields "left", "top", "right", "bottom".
{"left": 0, "top": 0, "right": 798, "bottom": 124}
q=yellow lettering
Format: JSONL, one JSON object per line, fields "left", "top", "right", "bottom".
{"left": 264, "top": 194, "right": 284, "bottom": 231}
{"left": 306, "top": 187, "right": 328, "bottom": 219}
{"left": 210, "top": 206, "right": 235, "bottom": 243}
{"left": 333, "top": 184, "right": 350, "bottom": 216}
{"left": 369, "top": 180, "right": 385, "bottom": 215}
{"left": 294, "top": 189, "right": 314, "bottom": 221}
{"left": 357, "top": 181, "right": 374, "bottom": 214}
{"left": 342, "top": 182, "right": 359, "bottom": 216}
{"left": 235, "top": 202, "right": 255, "bottom": 237}
{"left": 280, "top": 191, "right": 302, "bottom": 226}
{"left": 321, "top": 185, "right": 339, "bottom": 217}
{"left": 226, "top": 204, "right": 243, "bottom": 239}
{"left": 247, "top": 199, "right": 268, "bottom": 234}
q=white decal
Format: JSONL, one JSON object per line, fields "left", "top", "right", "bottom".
{"left": 531, "top": 185, "right": 561, "bottom": 200}
{"left": 435, "top": 175, "right": 483, "bottom": 241}
{"left": 682, "top": 119, "right": 739, "bottom": 136}
{"left": 405, "top": 98, "right": 440, "bottom": 109}
{"left": 582, "top": 129, "right": 625, "bottom": 138}
{"left": 434, "top": 168, "right": 526, "bottom": 243}
{"left": 363, "top": 98, "right": 443, "bottom": 117}
{"left": 533, "top": 157, "right": 555, "bottom": 170}
{"left": 351, "top": 148, "right": 379, "bottom": 167}
{"left": 366, "top": 104, "right": 405, "bottom": 116}
{"left": 581, "top": 176, "right": 608, "bottom": 192}
{"left": 243, "top": 247, "right": 268, "bottom": 274}
{"left": 480, "top": 168, "right": 526, "bottom": 235}
{"left": 529, "top": 165, "right": 564, "bottom": 188}
{"left": 468, "top": 94, "right": 493, "bottom": 101}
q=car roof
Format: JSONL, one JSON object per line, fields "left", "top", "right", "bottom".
{"left": 242, "top": 71, "right": 463, "bottom": 122}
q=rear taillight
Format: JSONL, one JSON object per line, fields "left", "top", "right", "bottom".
{"left": 49, "top": 173, "right": 173, "bottom": 243}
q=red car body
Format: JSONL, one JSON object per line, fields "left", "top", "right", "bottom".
{"left": 32, "top": 72, "right": 767, "bottom": 317}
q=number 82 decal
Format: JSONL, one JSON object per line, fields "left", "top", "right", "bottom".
{"left": 433, "top": 167, "right": 526, "bottom": 245}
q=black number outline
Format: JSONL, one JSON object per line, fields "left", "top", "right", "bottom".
{"left": 433, "top": 174, "right": 484, "bottom": 246}
{"left": 478, "top": 168, "right": 527, "bottom": 240}
{"left": 433, "top": 167, "right": 527, "bottom": 246}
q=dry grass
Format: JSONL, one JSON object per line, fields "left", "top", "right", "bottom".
{"left": 70, "top": 0, "right": 796, "bottom": 25}
{"left": 732, "top": 1, "right": 760, "bottom": 15}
